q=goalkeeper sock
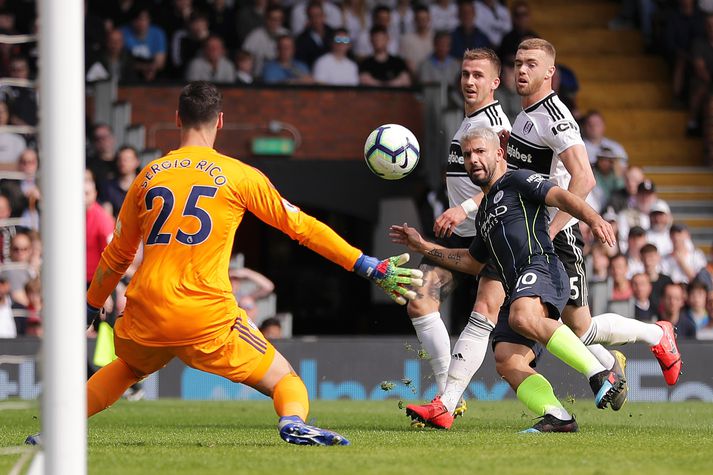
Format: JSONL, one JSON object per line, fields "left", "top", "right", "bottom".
{"left": 87, "top": 358, "right": 140, "bottom": 417}
{"left": 582, "top": 313, "right": 664, "bottom": 347}
{"left": 411, "top": 312, "right": 451, "bottom": 393}
{"left": 546, "top": 325, "right": 606, "bottom": 379}
{"left": 273, "top": 372, "right": 309, "bottom": 422}
{"left": 516, "top": 373, "right": 571, "bottom": 420}
{"left": 441, "top": 312, "right": 493, "bottom": 413}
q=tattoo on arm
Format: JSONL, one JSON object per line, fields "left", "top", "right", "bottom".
{"left": 426, "top": 248, "right": 444, "bottom": 259}
{"left": 447, "top": 252, "right": 462, "bottom": 266}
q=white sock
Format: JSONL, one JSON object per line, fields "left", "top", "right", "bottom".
{"left": 582, "top": 313, "right": 664, "bottom": 347}
{"left": 411, "top": 312, "right": 451, "bottom": 393}
{"left": 441, "top": 312, "right": 494, "bottom": 413}
{"left": 546, "top": 406, "right": 572, "bottom": 421}
{"left": 586, "top": 344, "right": 615, "bottom": 371}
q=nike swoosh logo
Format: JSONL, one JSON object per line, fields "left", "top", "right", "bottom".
{"left": 515, "top": 286, "right": 532, "bottom": 292}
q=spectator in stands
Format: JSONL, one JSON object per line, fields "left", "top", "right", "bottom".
{"left": 582, "top": 110, "right": 629, "bottom": 167}
{"left": 590, "top": 147, "right": 625, "bottom": 213}
{"left": 659, "top": 282, "right": 696, "bottom": 338}
{"left": 229, "top": 262, "right": 275, "bottom": 322}
{"left": 359, "top": 26, "right": 411, "bottom": 87}
{"left": 340, "top": 0, "right": 370, "bottom": 41}
{"left": 237, "top": 0, "right": 268, "bottom": 49}
{"left": 234, "top": 50, "right": 256, "bottom": 85}
{"left": 207, "top": 0, "right": 238, "bottom": 53}
{"left": 170, "top": 12, "right": 210, "bottom": 78}
{"left": 313, "top": 28, "right": 359, "bottom": 86}
{"left": 102, "top": 28, "right": 137, "bottom": 83}
{"left": 0, "top": 57, "right": 37, "bottom": 127}
{"left": 399, "top": 5, "right": 433, "bottom": 76}
{"left": 417, "top": 31, "right": 459, "bottom": 88}
{"left": 617, "top": 179, "right": 657, "bottom": 242}
{"left": 701, "top": 289, "right": 713, "bottom": 339}
{"left": 494, "top": 59, "right": 520, "bottom": 122}
{"left": 120, "top": 8, "right": 168, "bottom": 82}
{"left": 1, "top": 231, "right": 36, "bottom": 306}
{"left": 498, "top": 0, "right": 537, "bottom": 62}
{"left": 647, "top": 200, "right": 674, "bottom": 256}
{"left": 86, "top": 123, "right": 117, "bottom": 185}
{"left": 475, "top": 0, "right": 512, "bottom": 48}
{"left": 609, "top": 253, "right": 633, "bottom": 302}
{"left": 687, "top": 13, "right": 713, "bottom": 136}
{"left": 662, "top": 223, "right": 708, "bottom": 284}
{"left": 608, "top": 165, "right": 645, "bottom": 212}
{"left": 263, "top": 35, "right": 313, "bottom": 85}
{"left": 259, "top": 317, "right": 283, "bottom": 340}
{"left": 295, "top": 1, "right": 336, "bottom": 68}
{"left": 85, "top": 169, "right": 114, "bottom": 288}
{"left": 99, "top": 145, "right": 141, "bottom": 218}
{"left": 608, "top": 0, "right": 657, "bottom": 48}
{"left": 0, "top": 148, "right": 41, "bottom": 230}
{"left": 0, "top": 100, "right": 26, "bottom": 169}
{"left": 243, "top": 5, "right": 290, "bottom": 76}
{"left": 393, "top": 0, "right": 416, "bottom": 36}
{"left": 154, "top": 0, "right": 195, "bottom": 44}
{"left": 626, "top": 226, "right": 647, "bottom": 277}
{"left": 641, "top": 243, "right": 673, "bottom": 316}
{"left": 588, "top": 242, "right": 611, "bottom": 283}
{"left": 17, "top": 276, "right": 41, "bottom": 336}
{"left": 354, "top": 5, "right": 398, "bottom": 61}
{"left": 185, "top": 36, "right": 237, "bottom": 84}
{"left": 450, "top": 0, "right": 491, "bottom": 58}
{"left": 632, "top": 272, "right": 656, "bottom": 321}
{"left": 0, "top": 275, "right": 15, "bottom": 338}
{"left": 663, "top": 0, "right": 705, "bottom": 105}
{"left": 291, "top": 0, "right": 342, "bottom": 36}
{"left": 429, "top": 0, "right": 458, "bottom": 33}
{"left": 683, "top": 279, "right": 711, "bottom": 333}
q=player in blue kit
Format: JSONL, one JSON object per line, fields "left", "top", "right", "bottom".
{"left": 391, "top": 127, "right": 624, "bottom": 432}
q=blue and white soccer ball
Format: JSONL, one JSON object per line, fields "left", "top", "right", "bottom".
{"left": 363, "top": 124, "right": 420, "bottom": 180}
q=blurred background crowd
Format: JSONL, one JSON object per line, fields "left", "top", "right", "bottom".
{"left": 0, "top": 0, "right": 711, "bottom": 342}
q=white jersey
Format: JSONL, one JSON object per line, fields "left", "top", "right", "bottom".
{"left": 506, "top": 92, "right": 585, "bottom": 231}
{"left": 446, "top": 101, "right": 511, "bottom": 237}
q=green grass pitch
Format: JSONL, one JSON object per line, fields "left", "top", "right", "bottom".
{"left": 2, "top": 399, "right": 713, "bottom": 474}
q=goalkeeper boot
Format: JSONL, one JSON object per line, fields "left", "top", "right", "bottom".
{"left": 609, "top": 350, "right": 628, "bottom": 411}
{"left": 589, "top": 369, "right": 626, "bottom": 409}
{"left": 406, "top": 396, "right": 454, "bottom": 429}
{"left": 278, "top": 416, "right": 350, "bottom": 446}
{"left": 453, "top": 398, "right": 468, "bottom": 419}
{"left": 25, "top": 433, "right": 42, "bottom": 445}
{"left": 650, "top": 321, "right": 682, "bottom": 386}
{"left": 520, "top": 414, "right": 579, "bottom": 433}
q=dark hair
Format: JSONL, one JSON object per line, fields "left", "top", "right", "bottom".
{"left": 640, "top": 243, "right": 659, "bottom": 255}
{"left": 370, "top": 25, "right": 388, "bottom": 36}
{"left": 259, "top": 317, "right": 282, "bottom": 331}
{"left": 670, "top": 223, "right": 688, "bottom": 234}
{"left": 116, "top": 145, "right": 139, "bottom": 159}
{"left": 178, "top": 81, "right": 222, "bottom": 129}
{"left": 413, "top": 4, "right": 429, "bottom": 15}
{"left": 688, "top": 279, "right": 709, "bottom": 293}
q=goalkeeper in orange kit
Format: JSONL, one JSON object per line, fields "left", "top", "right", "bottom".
{"left": 26, "top": 81, "right": 423, "bottom": 447}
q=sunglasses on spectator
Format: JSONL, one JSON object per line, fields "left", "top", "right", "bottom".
{"left": 334, "top": 36, "right": 351, "bottom": 44}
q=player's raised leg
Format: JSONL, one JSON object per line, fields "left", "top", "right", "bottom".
{"left": 494, "top": 343, "right": 578, "bottom": 433}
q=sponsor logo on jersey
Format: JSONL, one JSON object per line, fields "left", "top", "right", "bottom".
{"left": 479, "top": 205, "right": 508, "bottom": 236}
{"left": 507, "top": 143, "right": 532, "bottom": 164}
{"left": 526, "top": 173, "right": 545, "bottom": 184}
{"left": 494, "top": 190, "right": 504, "bottom": 204}
{"left": 523, "top": 121, "right": 533, "bottom": 134}
{"left": 448, "top": 149, "right": 464, "bottom": 165}
{"left": 551, "top": 120, "right": 578, "bottom": 136}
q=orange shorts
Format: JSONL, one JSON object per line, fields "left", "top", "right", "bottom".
{"left": 113, "top": 314, "right": 276, "bottom": 387}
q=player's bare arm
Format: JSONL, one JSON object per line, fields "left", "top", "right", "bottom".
{"left": 544, "top": 186, "right": 616, "bottom": 247}
{"left": 549, "top": 143, "right": 596, "bottom": 239}
{"left": 390, "top": 223, "right": 484, "bottom": 275}
{"left": 433, "top": 192, "right": 484, "bottom": 238}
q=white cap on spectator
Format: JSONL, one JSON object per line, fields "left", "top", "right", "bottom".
{"left": 650, "top": 200, "right": 671, "bottom": 215}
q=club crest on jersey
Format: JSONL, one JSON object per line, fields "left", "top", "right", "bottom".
{"left": 523, "top": 121, "right": 533, "bottom": 135}
{"left": 494, "top": 190, "right": 504, "bottom": 204}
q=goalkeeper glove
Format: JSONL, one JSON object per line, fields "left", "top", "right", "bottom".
{"left": 353, "top": 253, "right": 424, "bottom": 305}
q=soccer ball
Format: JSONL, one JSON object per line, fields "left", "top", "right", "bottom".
{"left": 363, "top": 124, "right": 420, "bottom": 180}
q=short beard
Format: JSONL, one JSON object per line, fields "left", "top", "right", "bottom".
{"left": 470, "top": 169, "right": 493, "bottom": 187}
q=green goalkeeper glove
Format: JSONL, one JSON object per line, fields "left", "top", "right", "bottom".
{"left": 353, "top": 253, "right": 424, "bottom": 305}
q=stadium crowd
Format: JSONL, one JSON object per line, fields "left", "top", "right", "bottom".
{"left": 0, "top": 0, "right": 712, "bottom": 341}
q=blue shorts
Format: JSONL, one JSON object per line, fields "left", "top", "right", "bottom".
{"left": 491, "top": 257, "right": 569, "bottom": 366}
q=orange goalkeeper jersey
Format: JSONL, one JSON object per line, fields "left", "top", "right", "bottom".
{"left": 88, "top": 145, "right": 362, "bottom": 346}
